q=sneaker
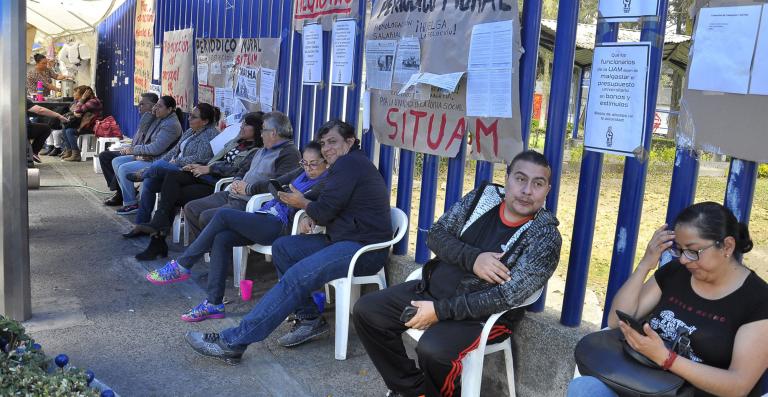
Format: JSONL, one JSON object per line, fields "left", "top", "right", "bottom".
{"left": 47, "top": 147, "right": 62, "bottom": 156}
{"left": 277, "top": 316, "right": 329, "bottom": 347}
{"left": 185, "top": 331, "right": 245, "bottom": 366}
{"left": 31, "top": 154, "right": 42, "bottom": 163}
{"left": 115, "top": 204, "right": 139, "bottom": 215}
{"left": 181, "top": 299, "right": 225, "bottom": 322}
{"left": 145, "top": 260, "right": 191, "bottom": 285}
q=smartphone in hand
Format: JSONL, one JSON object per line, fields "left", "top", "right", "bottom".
{"left": 269, "top": 179, "right": 290, "bottom": 193}
{"left": 400, "top": 305, "right": 418, "bottom": 323}
{"left": 615, "top": 310, "right": 647, "bottom": 335}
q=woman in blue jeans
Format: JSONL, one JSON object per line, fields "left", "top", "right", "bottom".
{"left": 144, "top": 141, "right": 328, "bottom": 322}
{"left": 180, "top": 120, "right": 393, "bottom": 364}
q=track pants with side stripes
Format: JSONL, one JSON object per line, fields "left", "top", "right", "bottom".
{"left": 352, "top": 280, "right": 513, "bottom": 397}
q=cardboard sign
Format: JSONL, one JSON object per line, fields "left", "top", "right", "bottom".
{"left": 161, "top": 28, "right": 195, "bottom": 112}
{"left": 133, "top": 0, "right": 155, "bottom": 105}
{"left": 366, "top": 1, "right": 523, "bottom": 163}
{"left": 294, "top": 0, "right": 359, "bottom": 31}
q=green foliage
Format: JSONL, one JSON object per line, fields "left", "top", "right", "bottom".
{"left": 759, "top": 164, "right": 768, "bottom": 179}
{"left": 0, "top": 316, "right": 98, "bottom": 397}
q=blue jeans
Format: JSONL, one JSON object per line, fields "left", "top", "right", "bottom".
{"left": 566, "top": 376, "right": 618, "bottom": 397}
{"left": 176, "top": 209, "right": 284, "bottom": 304}
{"left": 113, "top": 156, "right": 150, "bottom": 206}
{"left": 220, "top": 234, "right": 389, "bottom": 347}
{"left": 62, "top": 128, "right": 78, "bottom": 149}
{"left": 135, "top": 160, "right": 182, "bottom": 223}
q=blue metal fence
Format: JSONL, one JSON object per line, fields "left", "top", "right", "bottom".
{"left": 95, "top": 0, "right": 761, "bottom": 333}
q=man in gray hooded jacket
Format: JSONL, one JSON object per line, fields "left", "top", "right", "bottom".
{"left": 353, "top": 150, "right": 562, "bottom": 397}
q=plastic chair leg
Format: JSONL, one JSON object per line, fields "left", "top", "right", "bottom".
{"left": 460, "top": 350, "right": 483, "bottom": 397}
{"left": 503, "top": 342, "right": 516, "bottom": 397}
{"left": 233, "top": 246, "right": 248, "bottom": 288}
{"left": 334, "top": 279, "right": 351, "bottom": 360}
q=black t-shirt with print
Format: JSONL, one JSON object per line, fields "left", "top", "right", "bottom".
{"left": 428, "top": 204, "right": 523, "bottom": 300}
{"left": 647, "top": 261, "right": 768, "bottom": 395}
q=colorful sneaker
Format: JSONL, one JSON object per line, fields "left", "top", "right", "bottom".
{"left": 181, "top": 299, "right": 226, "bottom": 322}
{"left": 145, "top": 260, "right": 191, "bottom": 286}
{"left": 116, "top": 204, "right": 139, "bottom": 215}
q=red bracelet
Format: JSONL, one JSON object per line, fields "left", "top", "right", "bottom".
{"left": 661, "top": 350, "right": 678, "bottom": 371}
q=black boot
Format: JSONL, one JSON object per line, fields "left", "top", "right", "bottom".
{"left": 122, "top": 226, "right": 148, "bottom": 239}
{"left": 135, "top": 235, "right": 168, "bottom": 261}
{"left": 134, "top": 209, "right": 172, "bottom": 235}
{"left": 104, "top": 191, "right": 123, "bottom": 206}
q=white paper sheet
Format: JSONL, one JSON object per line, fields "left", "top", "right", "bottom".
{"left": 749, "top": 5, "right": 768, "bottom": 95}
{"left": 393, "top": 37, "right": 421, "bottom": 84}
{"left": 235, "top": 67, "right": 259, "bottom": 102}
{"left": 688, "top": 5, "right": 762, "bottom": 95}
{"left": 468, "top": 20, "right": 514, "bottom": 71}
{"left": 214, "top": 87, "right": 234, "bottom": 117}
{"left": 210, "top": 122, "right": 241, "bottom": 155}
{"left": 302, "top": 23, "right": 324, "bottom": 85}
{"left": 153, "top": 46, "right": 162, "bottom": 81}
{"left": 260, "top": 68, "right": 276, "bottom": 111}
{"left": 466, "top": 68, "right": 512, "bottom": 118}
{"left": 198, "top": 84, "right": 214, "bottom": 105}
{"left": 362, "top": 90, "right": 371, "bottom": 131}
{"left": 365, "top": 40, "right": 397, "bottom": 90}
{"left": 418, "top": 72, "right": 464, "bottom": 92}
{"left": 331, "top": 19, "right": 356, "bottom": 86}
{"left": 211, "top": 62, "right": 222, "bottom": 75}
{"left": 584, "top": 43, "right": 651, "bottom": 157}
{"left": 598, "top": 0, "right": 659, "bottom": 21}
{"left": 197, "top": 63, "right": 209, "bottom": 85}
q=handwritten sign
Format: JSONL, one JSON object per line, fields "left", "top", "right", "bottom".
{"left": 161, "top": 28, "right": 194, "bottom": 112}
{"left": 294, "top": 0, "right": 359, "bottom": 31}
{"left": 366, "top": 1, "right": 523, "bottom": 163}
{"left": 133, "top": 0, "right": 155, "bottom": 105}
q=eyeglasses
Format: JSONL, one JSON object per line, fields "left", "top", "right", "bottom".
{"left": 188, "top": 114, "right": 200, "bottom": 119}
{"left": 261, "top": 128, "right": 276, "bottom": 135}
{"left": 668, "top": 242, "right": 719, "bottom": 261}
{"left": 299, "top": 160, "right": 325, "bottom": 169}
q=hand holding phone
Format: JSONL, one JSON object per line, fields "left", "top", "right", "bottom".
{"left": 615, "top": 310, "right": 646, "bottom": 335}
{"left": 400, "top": 305, "right": 419, "bottom": 324}
{"left": 269, "top": 179, "right": 290, "bottom": 193}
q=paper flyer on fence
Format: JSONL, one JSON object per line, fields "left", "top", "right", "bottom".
{"left": 331, "top": 19, "right": 357, "bottom": 86}
{"left": 302, "top": 23, "right": 324, "bottom": 84}
{"left": 365, "top": 40, "right": 396, "bottom": 90}
{"left": 260, "top": 68, "right": 276, "bottom": 112}
{"left": 749, "top": 5, "right": 768, "bottom": 95}
{"left": 393, "top": 37, "right": 421, "bottom": 84}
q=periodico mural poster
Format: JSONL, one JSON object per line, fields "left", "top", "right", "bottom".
{"left": 161, "top": 28, "right": 195, "bottom": 112}
{"left": 366, "top": 1, "right": 523, "bottom": 163}
{"left": 293, "top": 0, "right": 359, "bottom": 31}
{"left": 133, "top": 0, "right": 155, "bottom": 105}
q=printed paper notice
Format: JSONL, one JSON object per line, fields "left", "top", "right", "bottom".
{"left": 260, "top": 68, "right": 276, "bottom": 112}
{"left": 197, "top": 63, "right": 209, "bottom": 85}
{"left": 365, "top": 40, "right": 396, "bottom": 90}
{"left": 362, "top": 90, "right": 370, "bottom": 131}
{"left": 214, "top": 87, "right": 234, "bottom": 118}
{"left": 393, "top": 37, "right": 421, "bottom": 84}
{"left": 584, "top": 43, "right": 651, "bottom": 157}
{"left": 749, "top": 5, "right": 768, "bottom": 95}
{"left": 235, "top": 67, "right": 259, "bottom": 102}
{"left": 211, "top": 62, "right": 222, "bottom": 75}
{"left": 153, "top": 46, "right": 161, "bottom": 81}
{"left": 198, "top": 84, "right": 214, "bottom": 105}
{"left": 468, "top": 20, "right": 514, "bottom": 71}
{"left": 467, "top": 69, "right": 512, "bottom": 118}
{"left": 599, "top": 0, "right": 659, "bottom": 21}
{"left": 302, "top": 23, "right": 323, "bottom": 84}
{"left": 688, "top": 5, "right": 762, "bottom": 95}
{"left": 331, "top": 19, "right": 356, "bottom": 86}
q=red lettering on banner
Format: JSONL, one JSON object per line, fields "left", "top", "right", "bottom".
{"left": 426, "top": 113, "right": 447, "bottom": 150}
{"left": 409, "top": 110, "right": 428, "bottom": 147}
{"left": 386, "top": 108, "right": 399, "bottom": 140}
{"left": 295, "top": 0, "right": 354, "bottom": 20}
{"left": 474, "top": 119, "right": 498, "bottom": 156}
{"left": 444, "top": 117, "right": 466, "bottom": 151}
{"left": 382, "top": 107, "right": 467, "bottom": 154}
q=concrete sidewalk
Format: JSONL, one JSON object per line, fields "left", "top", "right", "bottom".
{"left": 24, "top": 158, "right": 388, "bottom": 397}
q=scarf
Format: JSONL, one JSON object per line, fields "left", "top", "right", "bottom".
{"left": 260, "top": 170, "right": 328, "bottom": 225}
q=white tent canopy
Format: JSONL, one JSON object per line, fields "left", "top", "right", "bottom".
{"left": 27, "top": 0, "right": 126, "bottom": 36}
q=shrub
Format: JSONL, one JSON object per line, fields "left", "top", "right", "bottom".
{"left": 759, "top": 163, "right": 768, "bottom": 179}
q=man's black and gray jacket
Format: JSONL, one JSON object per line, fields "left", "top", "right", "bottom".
{"left": 423, "top": 181, "right": 562, "bottom": 322}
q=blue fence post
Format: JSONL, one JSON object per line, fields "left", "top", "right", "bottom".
{"left": 378, "top": 144, "right": 395, "bottom": 190}
{"left": 663, "top": 148, "right": 699, "bottom": 242}
{"left": 394, "top": 149, "right": 416, "bottom": 255}
{"left": 571, "top": 67, "right": 585, "bottom": 139}
{"left": 724, "top": 158, "right": 758, "bottom": 224}
{"left": 560, "top": 21, "right": 619, "bottom": 326}
{"left": 601, "top": 5, "right": 670, "bottom": 327}
{"left": 415, "top": 154, "right": 439, "bottom": 264}
{"left": 474, "top": 161, "right": 494, "bottom": 188}
{"left": 444, "top": 139, "right": 466, "bottom": 211}
{"left": 532, "top": 0, "right": 580, "bottom": 313}
{"left": 519, "top": 0, "right": 543, "bottom": 149}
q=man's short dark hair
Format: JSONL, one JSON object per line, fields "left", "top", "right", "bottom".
{"left": 506, "top": 150, "right": 551, "bottom": 175}
{"left": 33, "top": 54, "right": 47, "bottom": 64}
{"left": 140, "top": 92, "right": 159, "bottom": 104}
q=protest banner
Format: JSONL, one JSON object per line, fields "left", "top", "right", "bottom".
{"left": 161, "top": 28, "right": 194, "bottom": 112}
{"left": 294, "top": 0, "right": 359, "bottom": 31}
{"left": 366, "top": 1, "right": 523, "bottom": 163}
{"left": 133, "top": 0, "right": 155, "bottom": 105}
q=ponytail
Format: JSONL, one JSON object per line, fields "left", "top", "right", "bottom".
{"left": 159, "top": 95, "right": 183, "bottom": 121}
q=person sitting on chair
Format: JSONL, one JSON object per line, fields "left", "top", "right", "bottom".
{"left": 183, "top": 119, "right": 392, "bottom": 364}
{"left": 353, "top": 150, "right": 562, "bottom": 397}
{"left": 144, "top": 141, "right": 328, "bottom": 322}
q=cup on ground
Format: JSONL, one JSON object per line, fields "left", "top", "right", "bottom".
{"left": 240, "top": 279, "right": 254, "bottom": 301}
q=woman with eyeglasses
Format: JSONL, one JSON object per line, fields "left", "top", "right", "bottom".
{"left": 144, "top": 141, "right": 328, "bottom": 322}
{"left": 127, "top": 102, "right": 221, "bottom": 260}
{"left": 568, "top": 202, "right": 768, "bottom": 397}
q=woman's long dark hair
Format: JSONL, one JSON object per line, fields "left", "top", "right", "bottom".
{"left": 675, "top": 202, "right": 753, "bottom": 261}
{"left": 159, "top": 95, "right": 184, "bottom": 121}
{"left": 196, "top": 103, "right": 221, "bottom": 126}
{"left": 242, "top": 111, "right": 265, "bottom": 148}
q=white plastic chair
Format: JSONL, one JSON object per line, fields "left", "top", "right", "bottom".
{"left": 326, "top": 207, "right": 409, "bottom": 360}
{"left": 403, "top": 268, "right": 543, "bottom": 397}
{"left": 77, "top": 134, "right": 97, "bottom": 161}
{"left": 232, "top": 193, "right": 274, "bottom": 287}
{"left": 92, "top": 137, "right": 121, "bottom": 173}
{"left": 171, "top": 177, "right": 233, "bottom": 245}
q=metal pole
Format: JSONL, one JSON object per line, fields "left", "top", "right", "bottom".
{"left": 415, "top": 154, "right": 439, "bottom": 264}
{"left": 663, "top": 148, "right": 699, "bottom": 232}
{"left": 378, "top": 145, "right": 395, "bottom": 190}
{"left": 532, "top": 0, "right": 580, "bottom": 313}
{"left": 444, "top": 138, "right": 466, "bottom": 211}
{"left": 602, "top": 4, "right": 670, "bottom": 327}
{"left": 572, "top": 67, "right": 585, "bottom": 139}
{"left": 0, "top": 0, "right": 31, "bottom": 320}
{"left": 724, "top": 158, "right": 758, "bottom": 224}
{"left": 519, "top": 0, "right": 543, "bottom": 148}
{"left": 474, "top": 160, "right": 493, "bottom": 188}
{"left": 560, "top": 22, "right": 619, "bottom": 326}
{"left": 394, "top": 149, "right": 415, "bottom": 255}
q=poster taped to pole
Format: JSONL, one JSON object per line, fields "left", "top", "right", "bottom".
{"left": 133, "top": 0, "right": 155, "bottom": 105}
{"left": 366, "top": 1, "right": 523, "bottom": 163}
{"left": 161, "top": 28, "right": 194, "bottom": 112}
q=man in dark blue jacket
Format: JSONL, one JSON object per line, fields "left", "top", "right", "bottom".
{"left": 184, "top": 120, "right": 393, "bottom": 364}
